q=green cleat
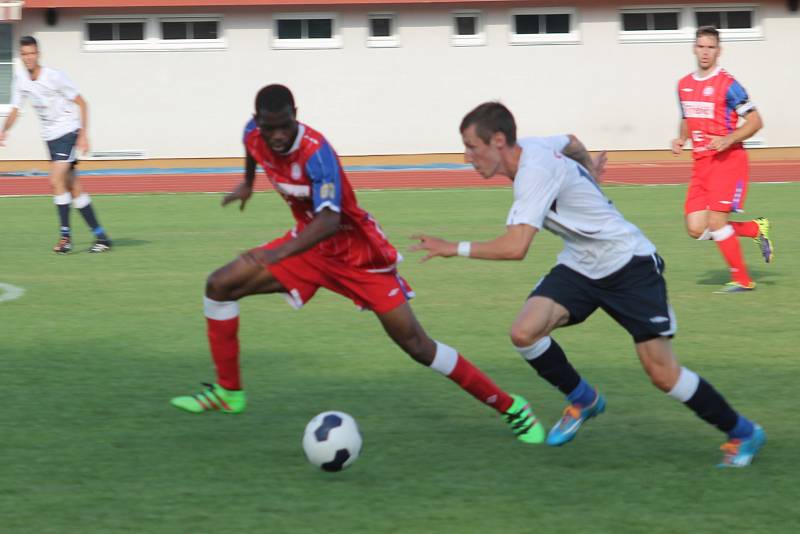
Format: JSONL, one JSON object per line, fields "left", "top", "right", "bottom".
{"left": 503, "top": 394, "right": 546, "bottom": 444}
{"left": 754, "top": 217, "right": 774, "bottom": 263}
{"left": 171, "top": 382, "right": 246, "bottom": 414}
{"left": 714, "top": 281, "right": 756, "bottom": 294}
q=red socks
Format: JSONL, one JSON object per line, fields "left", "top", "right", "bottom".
{"left": 730, "top": 220, "right": 759, "bottom": 238}
{"left": 204, "top": 297, "right": 242, "bottom": 390}
{"left": 206, "top": 317, "right": 241, "bottom": 390}
{"left": 431, "top": 341, "right": 513, "bottom": 413}
{"left": 711, "top": 225, "right": 752, "bottom": 286}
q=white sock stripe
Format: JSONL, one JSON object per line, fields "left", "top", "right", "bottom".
{"left": 668, "top": 366, "right": 700, "bottom": 402}
{"left": 203, "top": 296, "right": 239, "bottom": 321}
{"left": 515, "top": 336, "right": 552, "bottom": 361}
{"left": 72, "top": 193, "right": 91, "bottom": 209}
{"left": 710, "top": 225, "right": 735, "bottom": 241}
{"left": 431, "top": 341, "right": 458, "bottom": 376}
{"left": 696, "top": 228, "right": 711, "bottom": 241}
{"left": 53, "top": 192, "right": 72, "bottom": 205}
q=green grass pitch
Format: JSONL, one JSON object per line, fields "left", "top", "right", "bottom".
{"left": 1, "top": 183, "right": 798, "bottom": 532}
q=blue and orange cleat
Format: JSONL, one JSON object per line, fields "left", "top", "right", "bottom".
{"left": 714, "top": 281, "right": 756, "bottom": 294}
{"left": 718, "top": 424, "right": 766, "bottom": 468}
{"left": 546, "top": 391, "right": 606, "bottom": 446}
{"left": 754, "top": 217, "right": 774, "bottom": 263}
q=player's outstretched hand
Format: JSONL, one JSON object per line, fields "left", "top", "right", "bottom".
{"left": 0, "top": 131, "right": 6, "bottom": 147}
{"left": 671, "top": 138, "right": 685, "bottom": 155}
{"left": 222, "top": 182, "right": 253, "bottom": 211}
{"left": 593, "top": 150, "right": 608, "bottom": 181}
{"left": 76, "top": 131, "right": 90, "bottom": 155}
{"left": 707, "top": 134, "right": 734, "bottom": 152}
{"left": 240, "top": 247, "right": 279, "bottom": 267}
{"left": 409, "top": 234, "right": 457, "bottom": 262}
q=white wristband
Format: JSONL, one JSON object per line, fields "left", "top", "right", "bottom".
{"left": 457, "top": 241, "right": 471, "bottom": 258}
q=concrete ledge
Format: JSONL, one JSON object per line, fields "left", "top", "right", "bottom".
{"left": 1, "top": 147, "right": 798, "bottom": 172}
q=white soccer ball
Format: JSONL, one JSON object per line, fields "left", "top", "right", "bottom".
{"left": 302, "top": 411, "right": 362, "bottom": 472}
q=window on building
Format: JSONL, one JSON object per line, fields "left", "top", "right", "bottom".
{"left": 452, "top": 11, "right": 484, "bottom": 46}
{"left": 276, "top": 17, "right": 332, "bottom": 39}
{"left": 695, "top": 9, "right": 753, "bottom": 29}
{"left": 273, "top": 13, "right": 340, "bottom": 49}
{"left": 84, "top": 15, "right": 226, "bottom": 51}
{"left": 692, "top": 6, "right": 760, "bottom": 40}
{"left": 86, "top": 21, "right": 145, "bottom": 41}
{"left": 455, "top": 14, "right": 477, "bottom": 36}
{"left": 510, "top": 9, "right": 579, "bottom": 45}
{"left": 161, "top": 20, "right": 219, "bottom": 40}
{"left": 618, "top": 8, "right": 687, "bottom": 43}
{"left": 514, "top": 13, "right": 571, "bottom": 34}
{"left": 367, "top": 13, "right": 398, "bottom": 47}
{"left": 0, "top": 23, "right": 11, "bottom": 105}
{"left": 622, "top": 11, "right": 680, "bottom": 31}
{"left": 370, "top": 16, "right": 391, "bottom": 37}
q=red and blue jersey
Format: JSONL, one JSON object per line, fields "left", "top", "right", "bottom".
{"left": 244, "top": 119, "right": 399, "bottom": 271}
{"left": 677, "top": 67, "right": 756, "bottom": 159}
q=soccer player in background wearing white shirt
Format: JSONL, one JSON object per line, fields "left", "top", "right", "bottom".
{"left": 411, "top": 102, "right": 765, "bottom": 467}
{"left": 0, "top": 35, "right": 112, "bottom": 254}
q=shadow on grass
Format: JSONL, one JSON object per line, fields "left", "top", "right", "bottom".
{"left": 697, "top": 268, "right": 781, "bottom": 286}
{"left": 105, "top": 238, "right": 151, "bottom": 248}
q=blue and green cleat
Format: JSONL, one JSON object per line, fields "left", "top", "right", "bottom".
{"left": 171, "top": 382, "right": 246, "bottom": 414}
{"left": 718, "top": 424, "right": 766, "bottom": 468}
{"left": 546, "top": 391, "right": 606, "bottom": 446}
{"left": 754, "top": 217, "right": 774, "bottom": 263}
{"left": 503, "top": 394, "right": 546, "bottom": 444}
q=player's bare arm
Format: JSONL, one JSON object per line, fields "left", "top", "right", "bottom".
{"left": 73, "top": 95, "right": 89, "bottom": 154}
{"left": 0, "top": 107, "right": 19, "bottom": 146}
{"left": 562, "top": 135, "right": 607, "bottom": 180}
{"left": 671, "top": 120, "right": 688, "bottom": 155}
{"left": 222, "top": 152, "right": 257, "bottom": 210}
{"left": 241, "top": 207, "right": 341, "bottom": 267}
{"left": 410, "top": 224, "right": 537, "bottom": 262}
{"left": 707, "top": 110, "right": 763, "bottom": 152}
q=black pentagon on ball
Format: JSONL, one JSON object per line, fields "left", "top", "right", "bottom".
{"left": 321, "top": 449, "right": 351, "bottom": 472}
{"left": 314, "top": 414, "right": 343, "bottom": 441}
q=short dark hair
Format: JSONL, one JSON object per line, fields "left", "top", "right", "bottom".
{"left": 460, "top": 102, "right": 517, "bottom": 145}
{"left": 696, "top": 26, "right": 720, "bottom": 42}
{"left": 19, "top": 35, "right": 38, "bottom": 48}
{"left": 255, "top": 84, "right": 295, "bottom": 115}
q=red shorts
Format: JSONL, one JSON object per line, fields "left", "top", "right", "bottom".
{"left": 259, "top": 233, "right": 414, "bottom": 314}
{"left": 685, "top": 148, "right": 749, "bottom": 215}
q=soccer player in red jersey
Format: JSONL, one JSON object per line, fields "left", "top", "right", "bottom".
{"left": 672, "top": 26, "right": 773, "bottom": 293}
{"left": 170, "top": 84, "right": 545, "bottom": 443}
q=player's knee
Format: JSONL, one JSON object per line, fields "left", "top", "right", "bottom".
{"left": 509, "top": 324, "right": 547, "bottom": 349}
{"left": 645, "top": 367, "right": 674, "bottom": 392}
{"left": 205, "top": 271, "right": 230, "bottom": 300}
{"left": 686, "top": 225, "right": 705, "bottom": 239}
{"left": 402, "top": 335, "right": 435, "bottom": 366}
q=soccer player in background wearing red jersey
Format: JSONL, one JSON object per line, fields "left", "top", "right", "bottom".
{"left": 170, "top": 84, "right": 546, "bottom": 444}
{"left": 672, "top": 26, "right": 773, "bottom": 293}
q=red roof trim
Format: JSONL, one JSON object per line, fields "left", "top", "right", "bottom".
{"left": 24, "top": 0, "right": 555, "bottom": 8}
{"left": 24, "top": 0, "right": 688, "bottom": 8}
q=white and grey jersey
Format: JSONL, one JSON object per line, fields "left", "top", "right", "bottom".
{"left": 507, "top": 136, "right": 656, "bottom": 279}
{"left": 10, "top": 65, "right": 82, "bottom": 141}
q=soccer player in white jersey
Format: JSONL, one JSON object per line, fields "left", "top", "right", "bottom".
{"left": 0, "top": 35, "right": 111, "bottom": 254}
{"left": 411, "top": 102, "right": 765, "bottom": 467}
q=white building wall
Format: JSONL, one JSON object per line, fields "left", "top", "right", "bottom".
{"left": 3, "top": 3, "right": 799, "bottom": 160}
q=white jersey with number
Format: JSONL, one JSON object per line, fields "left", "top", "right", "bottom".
{"left": 507, "top": 136, "right": 656, "bottom": 279}
{"left": 10, "top": 65, "right": 82, "bottom": 141}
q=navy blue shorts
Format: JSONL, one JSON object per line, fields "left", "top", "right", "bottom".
{"left": 46, "top": 130, "right": 79, "bottom": 163}
{"left": 530, "top": 254, "right": 676, "bottom": 343}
